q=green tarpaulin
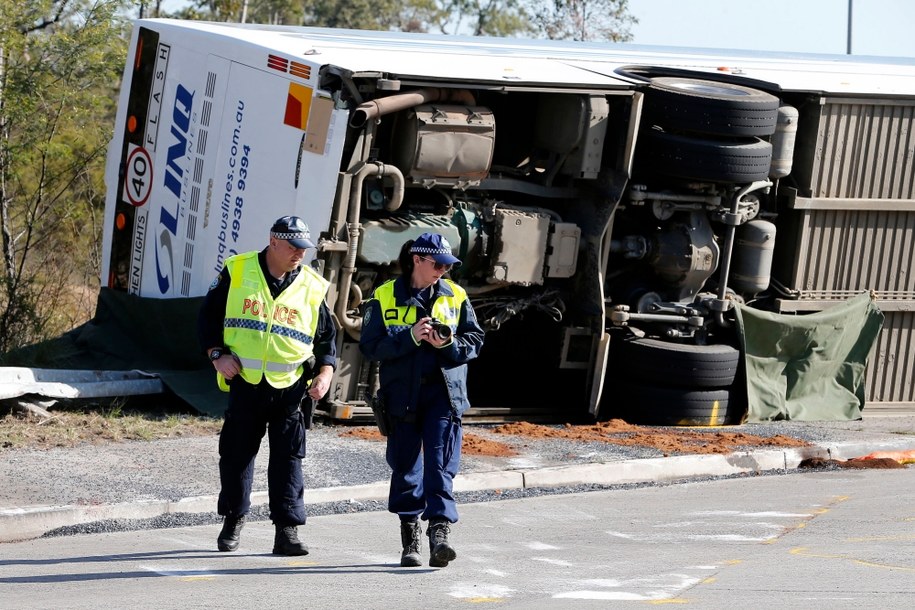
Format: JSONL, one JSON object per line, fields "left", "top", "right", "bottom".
{"left": 734, "top": 292, "right": 884, "bottom": 422}
{"left": 2, "top": 288, "right": 227, "bottom": 417}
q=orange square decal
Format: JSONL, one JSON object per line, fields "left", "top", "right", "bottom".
{"left": 284, "top": 82, "right": 313, "bottom": 130}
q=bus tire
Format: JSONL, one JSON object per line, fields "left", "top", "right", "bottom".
{"left": 611, "top": 336, "right": 740, "bottom": 388}
{"left": 643, "top": 77, "right": 780, "bottom": 137}
{"left": 608, "top": 383, "right": 734, "bottom": 427}
{"left": 639, "top": 129, "right": 773, "bottom": 183}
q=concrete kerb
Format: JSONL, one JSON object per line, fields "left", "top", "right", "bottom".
{"left": 0, "top": 500, "right": 171, "bottom": 544}
{"left": 3, "top": 440, "right": 914, "bottom": 544}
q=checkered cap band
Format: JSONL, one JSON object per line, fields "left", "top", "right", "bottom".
{"left": 410, "top": 245, "right": 452, "bottom": 256}
{"left": 271, "top": 230, "right": 308, "bottom": 241}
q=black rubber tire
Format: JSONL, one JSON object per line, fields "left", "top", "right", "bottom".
{"left": 611, "top": 337, "right": 740, "bottom": 388}
{"left": 642, "top": 77, "right": 780, "bottom": 137}
{"left": 638, "top": 129, "right": 772, "bottom": 183}
{"left": 607, "top": 383, "right": 734, "bottom": 427}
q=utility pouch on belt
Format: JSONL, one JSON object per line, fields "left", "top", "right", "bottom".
{"left": 299, "top": 356, "right": 318, "bottom": 429}
{"left": 300, "top": 396, "right": 316, "bottom": 430}
{"left": 370, "top": 394, "right": 391, "bottom": 437}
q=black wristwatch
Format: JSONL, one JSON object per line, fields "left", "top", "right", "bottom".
{"left": 209, "top": 348, "right": 224, "bottom": 361}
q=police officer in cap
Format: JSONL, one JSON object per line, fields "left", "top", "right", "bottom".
{"left": 197, "top": 215, "right": 337, "bottom": 555}
{"left": 360, "top": 232, "right": 484, "bottom": 568}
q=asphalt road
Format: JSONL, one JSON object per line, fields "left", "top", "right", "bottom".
{"left": 1, "top": 467, "right": 913, "bottom": 609}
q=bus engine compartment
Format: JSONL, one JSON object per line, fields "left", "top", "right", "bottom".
{"left": 325, "top": 68, "right": 803, "bottom": 422}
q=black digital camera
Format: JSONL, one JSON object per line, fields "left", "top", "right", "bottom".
{"left": 428, "top": 318, "right": 452, "bottom": 339}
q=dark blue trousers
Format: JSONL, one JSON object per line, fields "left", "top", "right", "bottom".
{"left": 386, "top": 382, "right": 463, "bottom": 523}
{"left": 217, "top": 376, "right": 308, "bottom": 526}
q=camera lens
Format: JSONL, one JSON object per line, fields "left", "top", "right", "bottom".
{"left": 430, "top": 320, "right": 452, "bottom": 339}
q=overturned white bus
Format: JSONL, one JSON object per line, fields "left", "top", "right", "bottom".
{"left": 102, "top": 19, "right": 915, "bottom": 423}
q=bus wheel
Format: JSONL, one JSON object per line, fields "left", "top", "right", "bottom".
{"left": 638, "top": 129, "right": 773, "bottom": 183}
{"left": 610, "top": 336, "right": 740, "bottom": 388}
{"left": 643, "top": 77, "right": 780, "bottom": 138}
{"left": 607, "top": 383, "right": 735, "bottom": 427}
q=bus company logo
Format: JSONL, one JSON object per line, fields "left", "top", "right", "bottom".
{"left": 155, "top": 82, "right": 194, "bottom": 295}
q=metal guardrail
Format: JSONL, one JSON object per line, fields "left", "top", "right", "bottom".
{"left": 0, "top": 367, "right": 164, "bottom": 401}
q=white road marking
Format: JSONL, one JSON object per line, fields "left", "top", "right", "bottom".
{"left": 531, "top": 557, "right": 574, "bottom": 566}
{"left": 554, "top": 574, "right": 704, "bottom": 601}
{"left": 525, "top": 541, "right": 559, "bottom": 550}
{"left": 448, "top": 582, "right": 516, "bottom": 599}
{"left": 692, "top": 510, "right": 812, "bottom": 518}
{"left": 687, "top": 534, "right": 774, "bottom": 542}
{"left": 140, "top": 565, "right": 217, "bottom": 579}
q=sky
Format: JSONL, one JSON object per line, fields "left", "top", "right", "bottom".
{"left": 627, "top": 0, "right": 915, "bottom": 58}
{"left": 156, "top": 0, "right": 915, "bottom": 59}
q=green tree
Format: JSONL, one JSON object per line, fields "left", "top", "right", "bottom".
{"left": 177, "top": 0, "right": 636, "bottom": 40}
{"left": 0, "top": 0, "right": 130, "bottom": 355}
{"left": 178, "top": 0, "right": 441, "bottom": 30}
{"left": 300, "top": 0, "right": 411, "bottom": 30}
{"left": 433, "top": 0, "right": 531, "bottom": 36}
{"left": 526, "top": 0, "right": 637, "bottom": 41}
{"left": 176, "top": 0, "right": 291, "bottom": 23}
{"left": 180, "top": 0, "right": 533, "bottom": 36}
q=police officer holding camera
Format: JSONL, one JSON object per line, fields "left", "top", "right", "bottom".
{"left": 359, "top": 232, "right": 484, "bottom": 568}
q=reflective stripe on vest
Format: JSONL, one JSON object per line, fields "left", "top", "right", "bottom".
{"left": 218, "top": 251, "right": 329, "bottom": 391}
{"left": 373, "top": 279, "right": 466, "bottom": 338}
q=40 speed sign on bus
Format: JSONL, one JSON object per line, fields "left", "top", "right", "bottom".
{"left": 123, "top": 143, "right": 153, "bottom": 207}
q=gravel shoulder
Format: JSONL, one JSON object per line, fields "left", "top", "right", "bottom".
{"left": 3, "top": 416, "right": 913, "bottom": 509}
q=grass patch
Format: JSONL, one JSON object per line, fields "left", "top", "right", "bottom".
{"left": 0, "top": 394, "right": 222, "bottom": 450}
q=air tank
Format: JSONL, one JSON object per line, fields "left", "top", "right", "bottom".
{"left": 730, "top": 219, "right": 777, "bottom": 294}
{"left": 769, "top": 105, "right": 798, "bottom": 179}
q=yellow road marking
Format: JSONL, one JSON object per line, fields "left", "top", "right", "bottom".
{"left": 764, "top": 495, "right": 848, "bottom": 544}
{"left": 790, "top": 546, "right": 915, "bottom": 572}
{"left": 845, "top": 534, "right": 915, "bottom": 542}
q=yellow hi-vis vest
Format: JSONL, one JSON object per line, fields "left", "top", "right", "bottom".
{"left": 373, "top": 278, "right": 466, "bottom": 338}
{"left": 218, "top": 251, "right": 330, "bottom": 391}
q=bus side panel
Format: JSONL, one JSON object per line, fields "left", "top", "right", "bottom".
{"left": 200, "top": 62, "right": 343, "bottom": 290}
{"left": 102, "top": 28, "right": 232, "bottom": 298}
{"left": 103, "top": 25, "right": 344, "bottom": 298}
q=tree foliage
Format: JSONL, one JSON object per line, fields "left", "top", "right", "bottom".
{"left": 429, "top": 1, "right": 532, "bottom": 36}
{"left": 0, "top": 0, "right": 131, "bottom": 355}
{"left": 527, "top": 0, "right": 636, "bottom": 42}
{"left": 175, "top": 0, "right": 636, "bottom": 39}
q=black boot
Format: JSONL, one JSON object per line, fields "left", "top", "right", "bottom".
{"left": 427, "top": 519, "right": 456, "bottom": 568}
{"left": 217, "top": 514, "right": 246, "bottom": 552}
{"left": 273, "top": 525, "right": 309, "bottom": 556}
{"left": 399, "top": 518, "right": 422, "bottom": 567}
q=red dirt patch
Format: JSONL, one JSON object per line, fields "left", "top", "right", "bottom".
{"left": 491, "top": 420, "right": 811, "bottom": 456}
{"left": 340, "top": 418, "right": 812, "bottom": 457}
{"left": 340, "top": 427, "right": 385, "bottom": 442}
{"left": 462, "top": 433, "right": 518, "bottom": 457}
{"left": 338, "top": 427, "right": 517, "bottom": 457}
